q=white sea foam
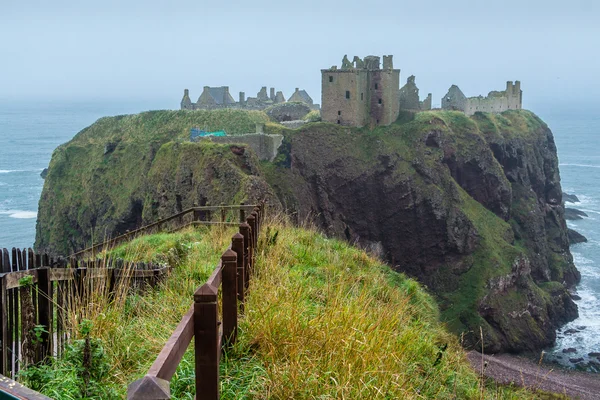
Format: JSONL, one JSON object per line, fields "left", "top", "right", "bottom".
{"left": 560, "top": 163, "right": 600, "bottom": 169}
{"left": 0, "top": 170, "right": 20, "bottom": 174}
{"left": 0, "top": 210, "right": 37, "bottom": 219}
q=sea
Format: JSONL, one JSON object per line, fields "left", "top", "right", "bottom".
{"left": 0, "top": 100, "right": 598, "bottom": 370}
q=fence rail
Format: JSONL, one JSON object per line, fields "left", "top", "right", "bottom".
{"left": 71, "top": 204, "right": 258, "bottom": 260}
{"left": 0, "top": 202, "right": 260, "bottom": 398}
{"left": 0, "top": 248, "right": 167, "bottom": 380}
{"left": 127, "top": 203, "right": 264, "bottom": 400}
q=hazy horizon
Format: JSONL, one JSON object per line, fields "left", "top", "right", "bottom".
{"left": 2, "top": 0, "right": 598, "bottom": 111}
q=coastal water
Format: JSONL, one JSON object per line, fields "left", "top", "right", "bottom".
{"left": 539, "top": 107, "right": 600, "bottom": 371}
{"left": 0, "top": 99, "right": 169, "bottom": 249}
{"left": 0, "top": 100, "right": 598, "bottom": 370}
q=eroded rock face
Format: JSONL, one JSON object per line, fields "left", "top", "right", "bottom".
{"left": 265, "top": 110, "right": 579, "bottom": 352}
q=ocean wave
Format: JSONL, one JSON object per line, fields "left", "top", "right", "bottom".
{"left": 0, "top": 170, "right": 21, "bottom": 174}
{"left": 0, "top": 210, "right": 37, "bottom": 219}
{"left": 559, "top": 163, "right": 600, "bottom": 169}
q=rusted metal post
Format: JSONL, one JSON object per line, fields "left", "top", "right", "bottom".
{"left": 194, "top": 283, "right": 219, "bottom": 400}
{"left": 221, "top": 249, "right": 238, "bottom": 347}
{"left": 231, "top": 233, "right": 245, "bottom": 311}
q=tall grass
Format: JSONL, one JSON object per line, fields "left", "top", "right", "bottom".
{"left": 23, "top": 220, "right": 566, "bottom": 399}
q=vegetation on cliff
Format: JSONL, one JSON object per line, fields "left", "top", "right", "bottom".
{"left": 24, "top": 223, "right": 562, "bottom": 398}
{"left": 35, "top": 108, "right": 579, "bottom": 354}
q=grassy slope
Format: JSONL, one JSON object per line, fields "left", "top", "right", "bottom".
{"left": 35, "top": 223, "right": 564, "bottom": 399}
{"left": 36, "top": 109, "right": 269, "bottom": 253}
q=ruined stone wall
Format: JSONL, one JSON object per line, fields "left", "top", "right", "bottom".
{"left": 442, "top": 85, "right": 467, "bottom": 111}
{"left": 420, "top": 93, "right": 432, "bottom": 110}
{"left": 376, "top": 68, "right": 400, "bottom": 125}
{"left": 464, "top": 96, "right": 510, "bottom": 115}
{"left": 321, "top": 69, "right": 369, "bottom": 127}
{"left": 197, "top": 134, "right": 284, "bottom": 162}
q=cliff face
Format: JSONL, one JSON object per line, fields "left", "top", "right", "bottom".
{"left": 264, "top": 110, "right": 579, "bottom": 352}
{"left": 35, "top": 109, "right": 579, "bottom": 353}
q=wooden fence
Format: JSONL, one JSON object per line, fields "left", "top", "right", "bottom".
{"left": 0, "top": 248, "right": 167, "bottom": 380}
{"left": 127, "top": 204, "right": 264, "bottom": 400}
{"left": 71, "top": 204, "right": 258, "bottom": 260}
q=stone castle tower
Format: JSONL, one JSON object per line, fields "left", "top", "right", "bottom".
{"left": 321, "top": 55, "right": 400, "bottom": 127}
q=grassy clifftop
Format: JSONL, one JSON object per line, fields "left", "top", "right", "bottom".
{"left": 24, "top": 223, "right": 560, "bottom": 399}
{"left": 35, "top": 109, "right": 272, "bottom": 254}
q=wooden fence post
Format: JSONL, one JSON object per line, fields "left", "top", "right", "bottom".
{"left": 231, "top": 233, "right": 245, "bottom": 311}
{"left": 253, "top": 207, "right": 261, "bottom": 236}
{"left": 37, "top": 267, "right": 51, "bottom": 361}
{"left": 0, "top": 275, "right": 8, "bottom": 376}
{"left": 193, "top": 208, "right": 202, "bottom": 222}
{"left": 239, "top": 202, "right": 245, "bottom": 223}
{"left": 222, "top": 250, "right": 238, "bottom": 348}
{"left": 220, "top": 203, "right": 226, "bottom": 223}
{"left": 194, "top": 284, "right": 219, "bottom": 400}
{"left": 248, "top": 213, "right": 258, "bottom": 249}
{"left": 238, "top": 223, "right": 251, "bottom": 290}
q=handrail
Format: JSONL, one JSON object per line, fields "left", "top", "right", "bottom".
{"left": 71, "top": 204, "right": 258, "bottom": 259}
{"left": 127, "top": 201, "right": 265, "bottom": 400}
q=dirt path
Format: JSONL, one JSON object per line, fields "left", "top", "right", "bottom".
{"left": 467, "top": 351, "right": 600, "bottom": 399}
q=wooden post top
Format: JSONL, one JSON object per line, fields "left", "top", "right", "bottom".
{"left": 194, "top": 283, "right": 218, "bottom": 302}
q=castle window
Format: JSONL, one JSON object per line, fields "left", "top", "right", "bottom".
{"left": 329, "top": 76, "right": 333, "bottom": 83}
{"left": 346, "top": 91, "right": 350, "bottom": 99}
{"left": 338, "top": 111, "right": 341, "bottom": 115}
{"left": 378, "top": 98, "right": 382, "bottom": 104}
{"left": 375, "top": 83, "right": 378, "bottom": 89}
{"left": 361, "top": 93, "right": 364, "bottom": 101}
{"left": 337, "top": 120, "right": 341, "bottom": 124}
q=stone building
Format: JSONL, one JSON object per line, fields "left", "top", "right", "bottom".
{"left": 441, "top": 81, "right": 522, "bottom": 116}
{"left": 321, "top": 55, "right": 400, "bottom": 127}
{"left": 398, "top": 75, "right": 432, "bottom": 111}
{"left": 181, "top": 85, "right": 315, "bottom": 111}
{"left": 288, "top": 88, "right": 314, "bottom": 106}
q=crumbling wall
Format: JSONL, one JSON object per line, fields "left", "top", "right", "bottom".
{"left": 197, "top": 134, "right": 284, "bottom": 162}
{"left": 442, "top": 85, "right": 467, "bottom": 111}
{"left": 266, "top": 102, "right": 311, "bottom": 122}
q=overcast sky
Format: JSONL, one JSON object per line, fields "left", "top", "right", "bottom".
{"left": 1, "top": 0, "right": 598, "bottom": 110}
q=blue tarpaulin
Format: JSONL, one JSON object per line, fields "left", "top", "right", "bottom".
{"left": 190, "top": 127, "right": 226, "bottom": 140}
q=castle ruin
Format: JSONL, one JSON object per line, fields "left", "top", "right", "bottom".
{"left": 321, "top": 55, "right": 400, "bottom": 127}
{"left": 441, "top": 81, "right": 522, "bottom": 115}
{"left": 181, "top": 85, "right": 316, "bottom": 111}
{"left": 398, "top": 75, "right": 432, "bottom": 111}
{"left": 179, "top": 55, "right": 523, "bottom": 124}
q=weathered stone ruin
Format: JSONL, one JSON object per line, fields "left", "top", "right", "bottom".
{"left": 321, "top": 55, "right": 400, "bottom": 127}
{"left": 398, "top": 75, "right": 432, "bottom": 111}
{"left": 181, "top": 85, "right": 316, "bottom": 111}
{"left": 442, "top": 81, "right": 522, "bottom": 115}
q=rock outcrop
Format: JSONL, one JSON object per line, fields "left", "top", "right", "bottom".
{"left": 564, "top": 208, "right": 588, "bottom": 220}
{"left": 35, "top": 109, "right": 579, "bottom": 354}
{"left": 568, "top": 229, "right": 588, "bottom": 245}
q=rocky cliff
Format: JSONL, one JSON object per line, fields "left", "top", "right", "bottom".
{"left": 35, "top": 108, "right": 579, "bottom": 353}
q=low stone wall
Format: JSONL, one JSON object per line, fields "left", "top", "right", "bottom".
{"left": 195, "top": 134, "right": 284, "bottom": 162}
{"left": 281, "top": 120, "right": 307, "bottom": 129}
